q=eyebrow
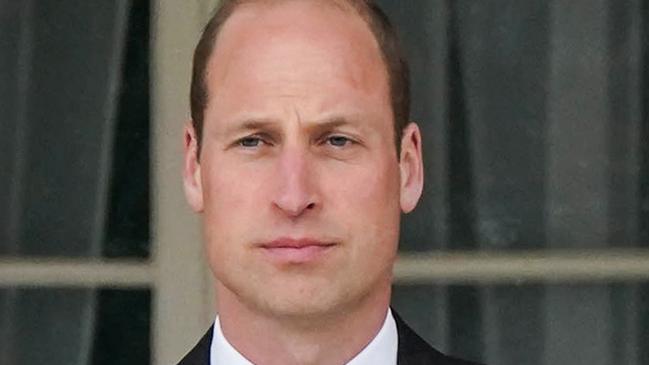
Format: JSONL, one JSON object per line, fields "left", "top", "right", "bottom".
{"left": 219, "top": 118, "right": 280, "bottom": 138}
{"left": 223, "top": 115, "right": 366, "bottom": 137}
{"left": 309, "top": 116, "right": 357, "bottom": 134}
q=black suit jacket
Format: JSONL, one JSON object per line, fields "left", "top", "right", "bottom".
{"left": 177, "top": 311, "right": 482, "bottom": 365}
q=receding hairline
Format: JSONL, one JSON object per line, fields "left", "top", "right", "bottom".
{"left": 204, "top": 0, "right": 389, "bottom": 95}
{"left": 191, "top": 0, "right": 410, "bottom": 156}
{"left": 218, "top": 0, "right": 373, "bottom": 18}
{"left": 207, "top": 0, "right": 385, "bottom": 66}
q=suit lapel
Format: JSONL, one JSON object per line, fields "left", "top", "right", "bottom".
{"left": 394, "top": 310, "right": 448, "bottom": 365}
{"left": 176, "top": 325, "right": 213, "bottom": 365}
{"left": 394, "top": 311, "right": 482, "bottom": 365}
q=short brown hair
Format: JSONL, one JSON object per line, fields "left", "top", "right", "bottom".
{"left": 190, "top": 0, "right": 410, "bottom": 154}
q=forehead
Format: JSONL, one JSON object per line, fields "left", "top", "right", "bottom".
{"left": 212, "top": 0, "right": 379, "bottom": 65}
{"left": 203, "top": 0, "right": 390, "bottom": 123}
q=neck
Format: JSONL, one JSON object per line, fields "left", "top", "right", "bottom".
{"left": 215, "top": 281, "right": 392, "bottom": 365}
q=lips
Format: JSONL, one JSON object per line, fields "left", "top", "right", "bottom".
{"left": 259, "top": 237, "right": 336, "bottom": 264}
{"left": 261, "top": 237, "right": 334, "bottom": 249}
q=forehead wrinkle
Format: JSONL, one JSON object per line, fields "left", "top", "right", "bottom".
{"left": 293, "top": 107, "right": 304, "bottom": 130}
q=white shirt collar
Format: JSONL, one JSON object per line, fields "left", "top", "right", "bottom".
{"left": 210, "top": 309, "right": 398, "bottom": 365}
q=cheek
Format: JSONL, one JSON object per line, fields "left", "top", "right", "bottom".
{"left": 323, "top": 159, "right": 401, "bottom": 233}
{"left": 202, "top": 158, "right": 268, "bottom": 204}
{"left": 200, "top": 160, "right": 270, "bottom": 240}
{"left": 331, "top": 164, "right": 401, "bottom": 275}
{"left": 339, "top": 158, "right": 399, "bottom": 203}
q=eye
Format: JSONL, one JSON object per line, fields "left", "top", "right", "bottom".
{"left": 326, "top": 135, "right": 352, "bottom": 147}
{"left": 238, "top": 136, "right": 265, "bottom": 148}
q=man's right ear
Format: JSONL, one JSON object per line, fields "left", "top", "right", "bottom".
{"left": 183, "top": 122, "right": 204, "bottom": 213}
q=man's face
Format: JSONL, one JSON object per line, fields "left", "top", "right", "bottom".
{"left": 184, "top": 1, "right": 423, "bottom": 318}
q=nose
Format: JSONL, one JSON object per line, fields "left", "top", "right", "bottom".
{"left": 272, "top": 148, "right": 319, "bottom": 218}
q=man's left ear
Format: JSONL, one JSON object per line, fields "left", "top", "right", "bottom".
{"left": 399, "top": 122, "right": 424, "bottom": 213}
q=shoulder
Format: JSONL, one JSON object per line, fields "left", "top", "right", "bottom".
{"left": 394, "top": 311, "right": 484, "bottom": 365}
{"left": 176, "top": 325, "right": 213, "bottom": 365}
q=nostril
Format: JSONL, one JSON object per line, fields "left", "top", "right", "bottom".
{"left": 306, "top": 202, "right": 316, "bottom": 210}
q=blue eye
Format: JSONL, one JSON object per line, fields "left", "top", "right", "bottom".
{"left": 327, "top": 136, "right": 351, "bottom": 147}
{"left": 239, "top": 137, "right": 263, "bottom": 147}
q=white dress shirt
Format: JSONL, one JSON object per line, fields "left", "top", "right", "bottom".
{"left": 210, "top": 309, "right": 398, "bottom": 365}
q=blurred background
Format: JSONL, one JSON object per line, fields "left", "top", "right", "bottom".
{"left": 0, "top": 0, "right": 647, "bottom": 364}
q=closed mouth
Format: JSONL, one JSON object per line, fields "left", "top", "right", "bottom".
{"left": 258, "top": 237, "right": 337, "bottom": 263}
{"left": 260, "top": 237, "right": 336, "bottom": 249}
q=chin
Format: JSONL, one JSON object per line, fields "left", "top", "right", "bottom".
{"left": 258, "top": 297, "right": 350, "bottom": 325}
{"left": 239, "top": 279, "right": 357, "bottom": 320}
{"left": 217, "top": 258, "right": 391, "bottom": 321}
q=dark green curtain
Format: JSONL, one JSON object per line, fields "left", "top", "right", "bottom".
{"left": 0, "top": 1, "right": 150, "bottom": 364}
{"left": 382, "top": 0, "right": 649, "bottom": 364}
